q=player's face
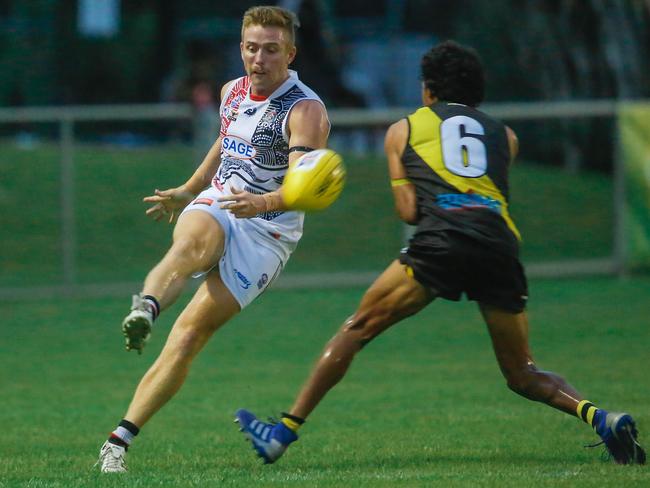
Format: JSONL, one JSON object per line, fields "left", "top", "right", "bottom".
{"left": 241, "top": 24, "right": 296, "bottom": 97}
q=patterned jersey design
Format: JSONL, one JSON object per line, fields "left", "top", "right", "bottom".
{"left": 251, "top": 85, "right": 307, "bottom": 171}
{"left": 211, "top": 71, "right": 327, "bottom": 253}
{"left": 220, "top": 77, "right": 250, "bottom": 138}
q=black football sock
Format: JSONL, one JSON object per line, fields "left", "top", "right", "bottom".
{"left": 142, "top": 295, "right": 160, "bottom": 321}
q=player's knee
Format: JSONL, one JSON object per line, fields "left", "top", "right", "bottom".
{"left": 504, "top": 364, "right": 538, "bottom": 397}
{"left": 506, "top": 374, "right": 530, "bottom": 397}
{"left": 340, "top": 310, "right": 386, "bottom": 346}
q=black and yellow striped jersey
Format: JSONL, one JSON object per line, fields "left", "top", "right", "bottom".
{"left": 403, "top": 102, "right": 520, "bottom": 255}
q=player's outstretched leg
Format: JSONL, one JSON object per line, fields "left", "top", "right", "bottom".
{"left": 97, "top": 440, "right": 127, "bottom": 473}
{"left": 234, "top": 262, "right": 433, "bottom": 464}
{"left": 594, "top": 412, "right": 646, "bottom": 465}
{"left": 481, "top": 305, "right": 645, "bottom": 465}
{"left": 234, "top": 409, "right": 298, "bottom": 464}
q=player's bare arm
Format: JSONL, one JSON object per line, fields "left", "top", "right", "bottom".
{"left": 219, "top": 99, "right": 329, "bottom": 218}
{"left": 286, "top": 99, "right": 330, "bottom": 160}
{"left": 506, "top": 125, "right": 519, "bottom": 163}
{"left": 144, "top": 81, "right": 232, "bottom": 223}
{"left": 385, "top": 119, "right": 417, "bottom": 224}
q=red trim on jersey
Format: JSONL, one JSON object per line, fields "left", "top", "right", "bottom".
{"left": 220, "top": 77, "right": 251, "bottom": 137}
{"left": 194, "top": 198, "right": 214, "bottom": 206}
{"left": 249, "top": 92, "right": 267, "bottom": 102}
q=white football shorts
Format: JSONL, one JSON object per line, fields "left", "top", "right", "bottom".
{"left": 180, "top": 187, "right": 286, "bottom": 309}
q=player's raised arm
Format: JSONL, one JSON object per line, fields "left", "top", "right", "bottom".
{"left": 385, "top": 119, "right": 417, "bottom": 224}
{"left": 143, "top": 81, "right": 233, "bottom": 223}
{"left": 142, "top": 137, "right": 222, "bottom": 223}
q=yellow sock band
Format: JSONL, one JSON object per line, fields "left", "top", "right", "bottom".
{"left": 577, "top": 400, "right": 598, "bottom": 427}
{"left": 281, "top": 417, "right": 301, "bottom": 432}
{"left": 390, "top": 178, "right": 411, "bottom": 187}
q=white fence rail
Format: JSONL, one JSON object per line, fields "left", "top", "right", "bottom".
{"left": 0, "top": 99, "right": 642, "bottom": 300}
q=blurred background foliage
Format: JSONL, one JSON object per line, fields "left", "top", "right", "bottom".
{"left": 1, "top": 0, "right": 648, "bottom": 107}
{"left": 2, "top": 0, "right": 648, "bottom": 175}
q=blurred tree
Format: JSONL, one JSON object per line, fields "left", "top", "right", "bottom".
{"left": 0, "top": 1, "right": 647, "bottom": 135}
{"left": 448, "top": 0, "right": 650, "bottom": 171}
{"left": 0, "top": 0, "right": 57, "bottom": 106}
{"left": 56, "top": 0, "right": 160, "bottom": 104}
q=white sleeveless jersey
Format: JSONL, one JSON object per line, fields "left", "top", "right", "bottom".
{"left": 214, "top": 70, "right": 328, "bottom": 257}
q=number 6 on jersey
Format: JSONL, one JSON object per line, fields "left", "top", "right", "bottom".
{"left": 440, "top": 115, "right": 487, "bottom": 177}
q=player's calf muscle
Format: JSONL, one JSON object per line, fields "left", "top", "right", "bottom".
{"left": 165, "top": 328, "right": 208, "bottom": 361}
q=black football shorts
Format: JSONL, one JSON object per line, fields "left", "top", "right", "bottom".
{"left": 399, "top": 229, "right": 528, "bottom": 313}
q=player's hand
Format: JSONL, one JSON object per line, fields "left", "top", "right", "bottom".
{"left": 218, "top": 187, "right": 266, "bottom": 218}
{"left": 143, "top": 186, "right": 196, "bottom": 223}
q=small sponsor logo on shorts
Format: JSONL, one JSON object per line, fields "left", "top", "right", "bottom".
{"left": 234, "top": 268, "right": 251, "bottom": 289}
{"left": 268, "top": 232, "right": 281, "bottom": 240}
{"left": 257, "top": 273, "right": 268, "bottom": 289}
{"left": 194, "top": 198, "right": 214, "bottom": 206}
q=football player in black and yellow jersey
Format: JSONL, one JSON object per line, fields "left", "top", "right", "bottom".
{"left": 236, "top": 41, "right": 645, "bottom": 465}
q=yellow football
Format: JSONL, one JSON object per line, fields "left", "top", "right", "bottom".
{"left": 282, "top": 149, "right": 346, "bottom": 211}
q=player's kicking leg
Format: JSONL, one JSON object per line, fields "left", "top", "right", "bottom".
{"left": 122, "top": 211, "right": 225, "bottom": 354}
{"left": 236, "top": 260, "right": 434, "bottom": 463}
{"left": 98, "top": 211, "right": 229, "bottom": 472}
{"left": 481, "top": 304, "right": 645, "bottom": 465}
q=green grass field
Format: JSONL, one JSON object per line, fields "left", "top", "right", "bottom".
{"left": 1, "top": 276, "right": 648, "bottom": 487}
{"left": 1, "top": 143, "right": 613, "bottom": 287}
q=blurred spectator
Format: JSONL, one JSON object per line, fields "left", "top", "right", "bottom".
{"left": 161, "top": 40, "right": 220, "bottom": 159}
{"left": 161, "top": 39, "right": 218, "bottom": 106}
{"left": 279, "top": 0, "right": 365, "bottom": 108}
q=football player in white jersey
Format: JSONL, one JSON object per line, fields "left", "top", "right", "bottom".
{"left": 97, "top": 5, "right": 330, "bottom": 473}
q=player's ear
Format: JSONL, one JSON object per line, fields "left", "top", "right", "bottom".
{"left": 421, "top": 82, "right": 437, "bottom": 105}
{"left": 287, "top": 44, "right": 297, "bottom": 64}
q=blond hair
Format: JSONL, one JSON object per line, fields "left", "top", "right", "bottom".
{"left": 241, "top": 6, "right": 299, "bottom": 47}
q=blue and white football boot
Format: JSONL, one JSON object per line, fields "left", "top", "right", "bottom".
{"left": 594, "top": 412, "right": 646, "bottom": 464}
{"left": 234, "top": 409, "right": 298, "bottom": 464}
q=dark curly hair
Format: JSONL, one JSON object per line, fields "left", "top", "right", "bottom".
{"left": 421, "top": 40, "right": 485, "bottom": 107}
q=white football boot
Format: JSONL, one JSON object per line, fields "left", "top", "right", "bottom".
{"left": 97, "top": 441, "right": 127, "bottom": 473}
{"left": 122, "top": 294, "right": 154, "bottom": 354}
